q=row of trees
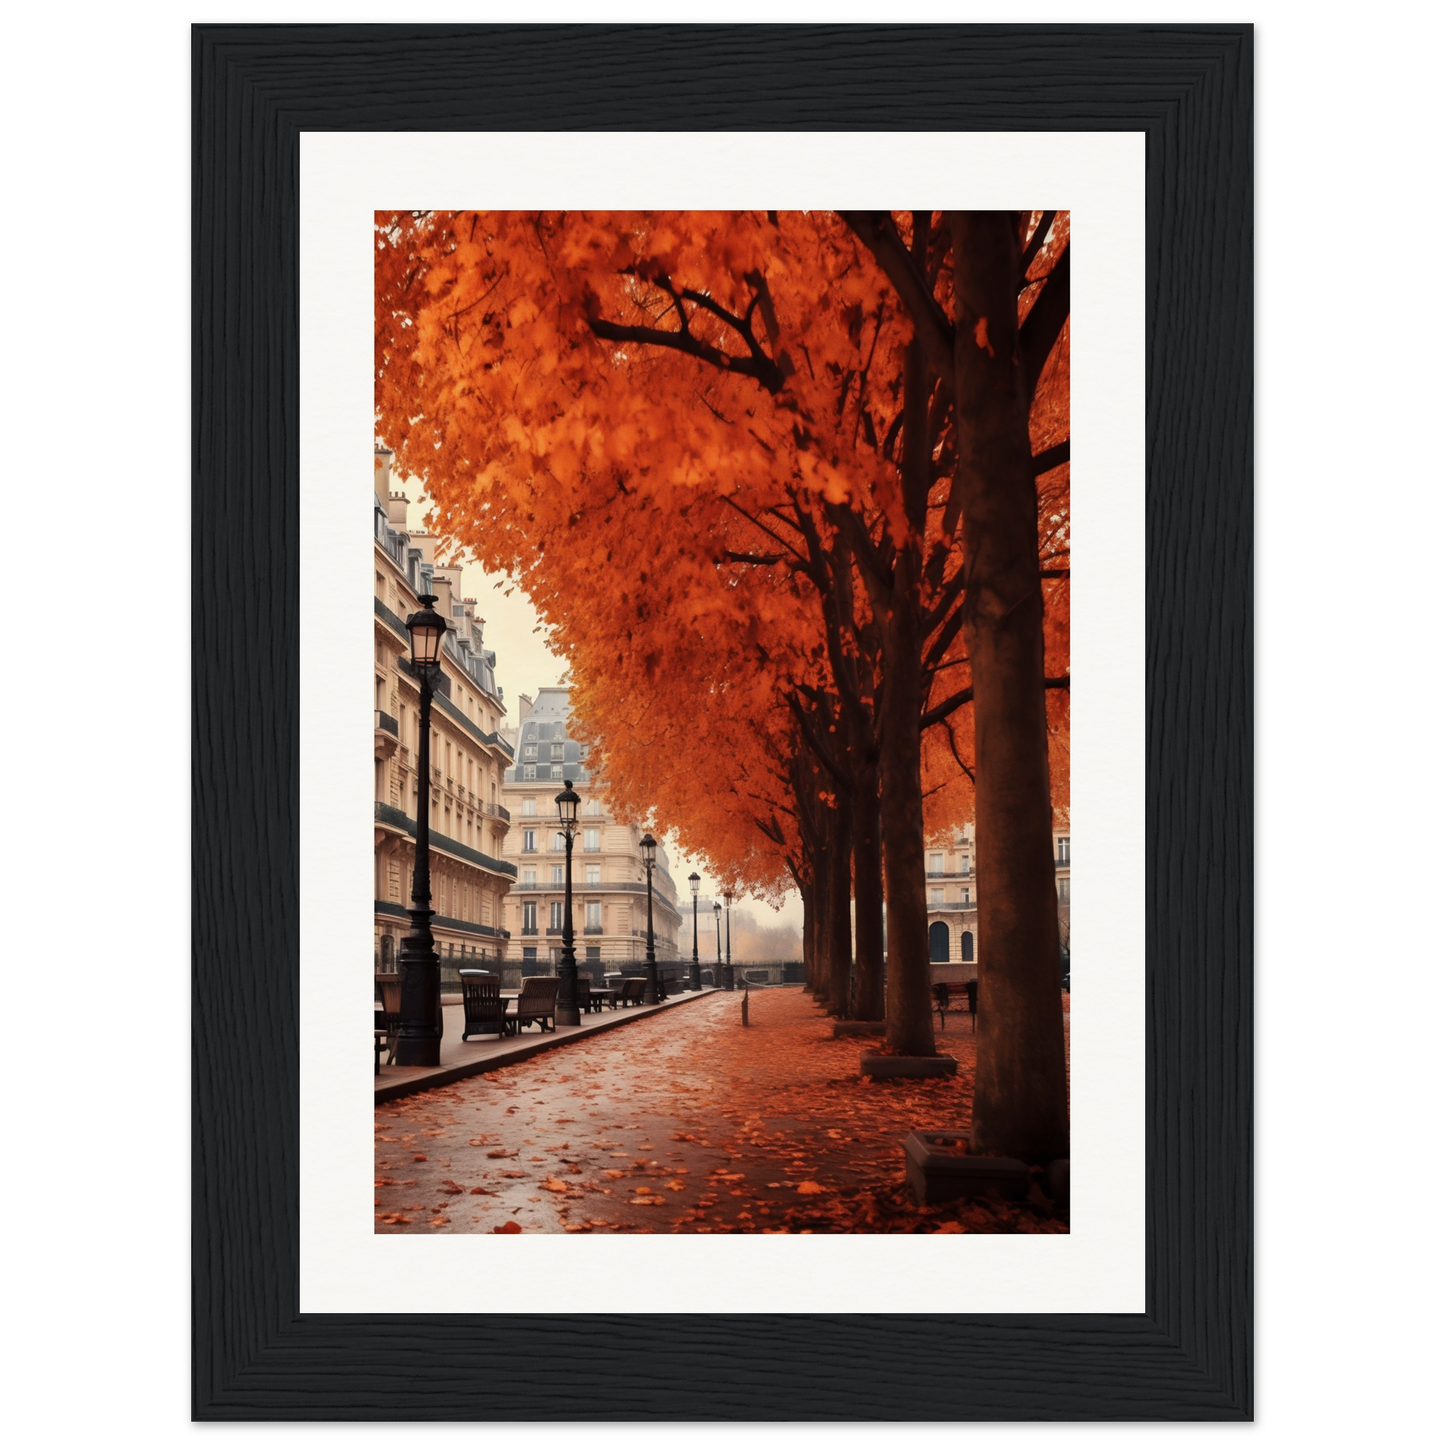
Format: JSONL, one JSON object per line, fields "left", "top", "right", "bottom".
{"left": 375, "top": 210, "right": 1070, "bottom": 1161}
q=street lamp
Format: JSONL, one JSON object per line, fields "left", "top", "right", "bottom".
{"left": 639, "top": 833, "right": 660, "bottom": 1003}
{"left": 395, "top": 594, "right": 447, "bottom": 1067}
{"left": 554, "top": 778, "right": 581, "bottom": 1026}
{"left": 723, "top": 888, "right": 735, "bottom": 991}
{"left": 713, "top": 900, "right": 722, "bottom": 988}
{"left": 687, "top": 872, "right": 701, "bottom": 991}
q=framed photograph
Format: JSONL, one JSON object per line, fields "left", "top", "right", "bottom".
{"left": 194, "top": 23, "right": 1251, "bottom": 1420}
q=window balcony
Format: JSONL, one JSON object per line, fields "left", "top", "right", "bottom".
{"left": 482, "top": 801, "right": 511, "bottom": 821}
{"left": 583, "top": 925, "right": 603, "bottom": 936}
{"left": 374, "top": 709, "right": 399, "bottom": 738}
{"left": 520, "top": 926, "right": 538, "bottom": 936}
{"left": 545, "top": 927, "right": 565, "bottom": 936}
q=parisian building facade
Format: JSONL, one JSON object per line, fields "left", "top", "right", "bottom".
{"left": 373, "top": 449, "right": 517, "bottom": 974}
{"left": 500, "top": 687, "right": 681, "bottom": 977}
{"left": 926, "top": 823, "right": 1071, "bottom": 974}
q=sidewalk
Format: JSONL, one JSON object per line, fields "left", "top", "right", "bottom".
{"left": 375, "top": 986, "right": 720, "bottom": 1103}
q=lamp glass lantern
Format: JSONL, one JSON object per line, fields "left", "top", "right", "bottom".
{"left": 688, "top": 871, "right": 700, "bottom": 894}
{"left": 555, "top": 779, "right": 580, "bottom": 836}
{"left": 405, "top": 594, "right": 446, "bottom": 669}
{"left": 639, "top": 832, "right": 657, "bottom": 867}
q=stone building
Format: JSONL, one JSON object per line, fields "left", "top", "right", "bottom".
{"left": 500, "top": 687, "right": 681, "bottom": 977}
{"left": 925, "top": 823, "right": 1071, "bottom": 982}
{"left": 372, "top": 449, "right": 516, "bottom": 975}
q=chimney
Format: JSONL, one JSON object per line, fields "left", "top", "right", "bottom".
{"left": 387, "top": 491, "right": 408, "bottom": 528}
{"left": 374, "top": 449, "right": 393, "bottom": 507}
{"left": 517, "top": 692, "right": 534, "bottom": 723}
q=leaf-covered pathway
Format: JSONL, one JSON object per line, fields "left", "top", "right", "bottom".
{"left": 375, "top": 985, "right": 1068, "bottom": 1234}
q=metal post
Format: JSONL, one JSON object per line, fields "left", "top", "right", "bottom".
{"left": 690, "top": 891, "right": 700, "bottom": 991}
{"left": 714, "top": 906, "right": 722, "bottom": 987}
{"left": 556, "top": 826, "right": 579, "bottom": 1026}
{"left": 395, "top": 670, "right": 441, "bottom": 1066}
{"left": 643, "top": 859, "right": 659, "bottom": 1004}
{"left": 724, "top": 892, "right": 735, "bottom": 991}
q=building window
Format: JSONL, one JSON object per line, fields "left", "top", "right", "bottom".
{"left": 1057, "top": 836, "right": 1070, "bottom": 863}
{"left": 551, "top": 865, "right": 564, "bottom": 885}
{"left": 929, "top": 887, "right": 943, "bottom": 905}
{"left": 522, "top": 901, "right": 537, "bottom": 933}
{"left": 928, "top": 921, "right": 950, "bottom": 962}
{"left": 523, "top": 764, "right": 536, "bottom": 780}
{"left": 585, "top": 798, "right": 601, "bottom": 816}
{"left": 553, "top": 831, "right": 567, "bottom": 852}
{"left": 521, "top": 797, "right": 537, "bottom": 816}
{"left": 584, "top": 827, "right": 600, "bottom": 853}
{"left": 550, "top": 765, "right": 562, "bottom": 780}
{"left": 549, "top": 901, "right": 564, "bottom": 930}
{"left": 961, "top": 856, "right": 970, "bottom": 876}
{"left": 522, "top": 946, "right": 537, "bottom": 965}
{"left": 585, "top": 863, "right": 601, "bottom": 885}
{"left": 1058, "top": 877, "right": 1071, "bottom": 904}
{"left": 522, "top": 829, "right": 536, "bottom": 853}
{"left": 523, "top": 744, "right": 537, "bottom": 759}
{"left": 522, "top": 867, "right": 536, "bottom": 886}
{"left": 585, "top": 902, "right": 601, "bottom": 930}
{"left": 961, "top": 931, "right": 975, "bottom": 961}
{"left": 964, "top": 889, "right": 971, "bottom": 906}
{"left": 550, "top": 743, "right": 564, "bottom": 760}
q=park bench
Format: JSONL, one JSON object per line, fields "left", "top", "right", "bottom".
{"left": 931, "top": 978, "right": 978, "bottom": 1032}
{"left": 574, "top": 977, "right": 606, "bottom": 1015}
{"left": 458, "top": 969, "right": 508, "bottom": 1041}
{"left": 617, "top": 977, "right": 647, "bottom": 1007}
{"left": 507, "top": 975, "right": 560, "bottom": 1034}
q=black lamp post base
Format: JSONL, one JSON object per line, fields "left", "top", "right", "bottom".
{"left": 556, "top": 1004, "right": 580, "bottom": 1028}
{"left": 689, "top": 963, "right": 701, "bottom": 991}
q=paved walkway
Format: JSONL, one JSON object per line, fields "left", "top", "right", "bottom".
{"left": 375, "top": 986, "right": 719, "bottom": 1102}
{"left": 374, "top": 986, "right": 1070, "bottom": 1234}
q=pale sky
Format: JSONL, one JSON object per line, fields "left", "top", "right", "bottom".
{"left": 398, "top": 476, "right": 804, "bottom": 938}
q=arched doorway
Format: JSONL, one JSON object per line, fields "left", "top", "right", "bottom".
{"left": 960, "top": 930, "right": 974, "bottom": 962}
{"left": 928, "top": 921, "right": 950, "bottom": 962}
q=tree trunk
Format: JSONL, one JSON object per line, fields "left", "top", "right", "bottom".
{"left": 878, "top": 581, "right": 936, "bottom": 1054}
{"left": 877, "top": 331, "right": 938, "bottom": 1057}
{"left": 948, "top": 211, "right": 1068, "bottom": 1162}
{"left": 823, "top": 794, "right": 854, "bottom": 1016}
{"left": 800, "top": 869, "right": 817, "bottom": 995}
{"left": 850, "top": 756, "right": 886, "bottom": 1020}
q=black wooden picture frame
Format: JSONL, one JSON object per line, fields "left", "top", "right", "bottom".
{"left": 193, "top": 23, "right": 1251, "bottom": 1420}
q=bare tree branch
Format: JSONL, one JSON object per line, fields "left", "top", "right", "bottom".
{"left": 839, "top": 211, "right": 956, "bottom": 385}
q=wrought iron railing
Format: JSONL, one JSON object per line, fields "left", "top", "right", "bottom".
{"left": 372, "top": 802, "right": 518, "bottom": 878}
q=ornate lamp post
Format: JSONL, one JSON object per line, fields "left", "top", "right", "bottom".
{"left": 554, "top": 778, "right": 581, "bottom": 1026}
{"left": 713, "top": 901, "right": 722, "bottom": 987}
{"left": 687, "top": 872, "right": 701, "bottom": 991}
{"left": 395, "top": 595, "right": 446, "bottom": 1067}
{"left": 639, "top": 832, "right": 660, "bottom": 1003}
{"left": 723, "top": 888, "right": 736, "bottom": 991}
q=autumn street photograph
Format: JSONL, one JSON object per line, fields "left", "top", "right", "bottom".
{"left": 371, "top": 210, "right": 1071, "bottom": 1235}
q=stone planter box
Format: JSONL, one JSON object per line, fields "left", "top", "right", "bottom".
{"left": 902, "top": 1131, "right": 1031, "bottom": 1204}
{"left": 860, "top": 1053, "right": 957, "bottom": 1079}
{"left": 833, "top": 1020, "right": 886, "bottom": 1037}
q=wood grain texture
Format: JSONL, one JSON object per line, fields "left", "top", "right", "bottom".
{"left": 193, "top": 23, "right": 1252, "bottom": 1420}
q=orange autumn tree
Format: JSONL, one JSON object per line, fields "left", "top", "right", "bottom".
{"left": 376, "top": 209, "right": 1071, "bottom": 1160}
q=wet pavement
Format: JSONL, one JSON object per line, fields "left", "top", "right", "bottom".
{"left": 374, "top": 985, "right": 1069, "bottom": 1234}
